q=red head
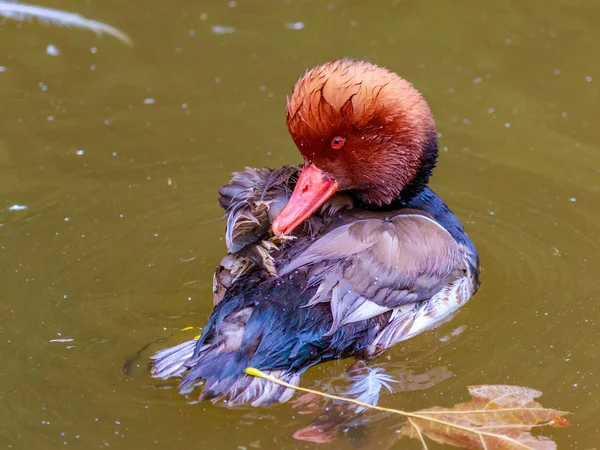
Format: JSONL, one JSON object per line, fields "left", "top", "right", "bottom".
{"left": 272, "top": 59, "right": 437, "bottom": 236}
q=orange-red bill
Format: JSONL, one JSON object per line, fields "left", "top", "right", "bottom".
{"left": 272, "top": 164, "right": 339, "bottom": 236}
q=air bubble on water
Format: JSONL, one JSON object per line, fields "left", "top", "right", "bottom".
{"left": 211, "top": 25, "right": 234, "bottom": 34}
{"left": 46, "top": 44, "right": 60, "bottom": 56}
{"left": 285, "top": 22, "right": 304, "bottom": 30}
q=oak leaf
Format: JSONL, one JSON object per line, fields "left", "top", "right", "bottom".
{"left": 401, "top": 384, "right": 569, "bottom": 449}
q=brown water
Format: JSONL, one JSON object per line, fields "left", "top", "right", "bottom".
{"left": 1, "top": 0, "right": 599, "bottom": 448}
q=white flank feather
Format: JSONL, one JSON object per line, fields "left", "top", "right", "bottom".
{"left": 0, "top": 1, "right": 133, "bottom": 46}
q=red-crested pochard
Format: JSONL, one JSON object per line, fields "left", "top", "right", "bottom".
{"left": 151, "top": 59, "right": 480, "bottom": 407}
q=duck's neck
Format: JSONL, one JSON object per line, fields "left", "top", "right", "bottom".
{"left": 354, "top": 130, "right": 439, "bottom": 211}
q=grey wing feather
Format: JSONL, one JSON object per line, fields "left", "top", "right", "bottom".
{"left": 280, "top": 214, "right": 467, "bottom": 333}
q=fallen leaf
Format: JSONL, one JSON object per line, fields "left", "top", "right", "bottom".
{"left": 401, "top": 385, "right": 569, "bottom": 449}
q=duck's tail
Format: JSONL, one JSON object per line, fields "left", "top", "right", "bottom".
{"left": 150, "top": 339, "right": 197, "bottom": 381}
{"left": 151, "top": 337, "right": 301, "bottom": 406}
{"left": 150, "top": 274, "right": 387, "bottom": 407}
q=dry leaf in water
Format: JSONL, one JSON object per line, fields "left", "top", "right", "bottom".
{"left": 401, "top": 384, "right": 569, "bottom": 449}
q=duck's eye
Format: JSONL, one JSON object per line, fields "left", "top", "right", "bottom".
{"left": 331, "top": 137, "right": 346, "bottom": 149}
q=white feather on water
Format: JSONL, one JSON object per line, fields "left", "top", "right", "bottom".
{"left": 0, "top": 1, "right": 133, "bottom": 46}
{"left": 344, "top": 366, "right": 395, "bottom": 412}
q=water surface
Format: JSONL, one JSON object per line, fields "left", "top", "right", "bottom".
{"left": 1, "top": 0, "right": 599, "bottom": 448}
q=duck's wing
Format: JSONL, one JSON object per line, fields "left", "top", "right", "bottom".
{"left": 279, "top": 212, "right": 471, "bottom": 334}
{"left": 218, "top": 165, "right": 300, "bottom": 253}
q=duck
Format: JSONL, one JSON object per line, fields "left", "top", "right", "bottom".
{"left": 150, "top": 58, "right": 480, "bottom": 408}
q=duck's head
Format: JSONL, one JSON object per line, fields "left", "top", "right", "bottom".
{"left": 272, "top": 59, "right": 438, "bottom": 236}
